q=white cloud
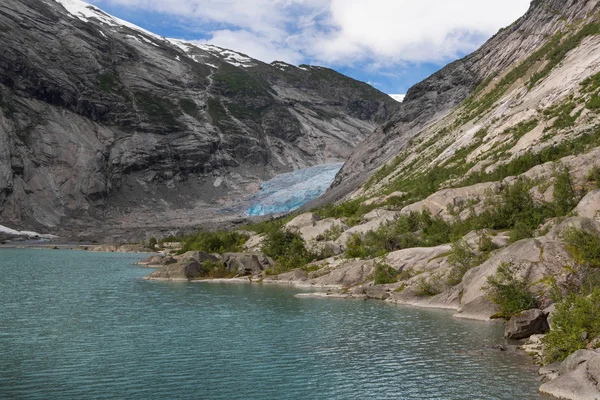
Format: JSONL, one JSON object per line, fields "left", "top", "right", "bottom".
{"left": 91, "top": 0, "right": 531, "bottom": 66}
{"left": 191, "top": 30, "right": 305, "bottom": 65}
{"left": 389, "top": 94, "right": 405, "bottom": 102}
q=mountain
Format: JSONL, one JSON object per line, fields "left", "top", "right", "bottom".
{"left": 0, "top": 0, "right": 397, "bottom": 238}
{"left": 320, "top": 0, "right": 600, "bottom": 204}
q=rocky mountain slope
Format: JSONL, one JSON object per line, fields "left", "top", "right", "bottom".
{"left": 320, "top": 0, "right": 600, "bottom": 204}
{"left": 0, "top": 0, "right": 397, "bottom": 237}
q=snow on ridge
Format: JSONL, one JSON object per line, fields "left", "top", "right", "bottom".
{"left": 53, "top": 0, "right": 164, "bottom": 44}
{"left": 54, "top": 0, "right": 258, "bottom": 69}
{"left": 167, "top": 39, "right": 257, "bottom": 68}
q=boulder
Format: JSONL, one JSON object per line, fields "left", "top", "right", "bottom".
{"left": 504, "top": 309, "right": 549, "bottom": 340}
{"left": 365, "top": 287, "right": 390, "bottom": 300}
{"left": 180, "top": 251, "right": 218, "bottom": 263}
{"left": 575, "top": 190, "right": 600, "bottom": 220}
{"left": 307, "top": 259, "right": 376, "bottom": 288}
{"left": 539, "top": 350, "right": 600, "bottom": 400}
{"left": 183, "top": 260, "right": 204, "bottom": 280}
{"left": 222, "top": 253, "right": 274, "bottom": 276}
{"left": 145, "top": 260, "right": 204, "bottom": 281}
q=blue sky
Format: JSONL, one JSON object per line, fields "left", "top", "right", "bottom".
{"left": 89, "top": 0, "right": 531, "bottom": 95}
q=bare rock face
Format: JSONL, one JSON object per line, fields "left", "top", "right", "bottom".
{"left": 0, "top": 0, "right": 397, "bottom": 236}
{"left": 575, "top": 190, "right": 600, "bottom": 220}
{"left": 504, "top": 309, "right": 550, "bottom": 340}
{"left": 315, "top": 0, "right": 600, "bottom": 208}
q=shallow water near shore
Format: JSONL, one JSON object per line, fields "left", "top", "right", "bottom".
{"left": 0, "top": 249, "right": 543, "bottom": 399}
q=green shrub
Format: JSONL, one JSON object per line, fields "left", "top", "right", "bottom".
{"left": 199, "top": 260, "right": 236, "bottom": 279}
{"left": 446, "top": 236, "right": 497, "bottom": 286}
{"left": 485, "top": 262, "right": 538, "bottom": 318}
{"left": 447, "top": 240, "right": 476, "bottom": 286}
{"left": 543, "top": 289, "right": 600, "bottom": 363}
{"left": 586, "top": 165, "right": 600, "bottom": 187}
{"left": 373, "top": 261, "right": 400, "bottom": 285}
{"left": 316, "top": 225, "right": 343, "bottom": 242}
{"left": 148, "top": 237, "right": 157, "bottom": 250}
{"left": 416, "top": 275, "right": 443, "bottom": 297}
{"left": 564, "top": 228, "right": 600, "bottom": 269}
{"left": 242, "top": 215, "right": 295, "bottom": 235}
{"left": 261, "top": 227, "right": 313, "bottom": 272}
{"left": 314, "top": 199, "right": 372, "bottom": 227}
{"left": 345, "top": 234, "right": 375, "bottom": 259}
{"left": 553, "top": 166, "right": 579, "bottom": 216}
{"left": 180, "top": 231, "right": 248, "bottom": 254}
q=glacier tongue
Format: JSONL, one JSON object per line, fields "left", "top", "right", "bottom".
{"left": 247, "top": 163, "right": 344, "bottom": 216}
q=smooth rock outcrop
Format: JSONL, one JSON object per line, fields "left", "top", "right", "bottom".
{"left": 539, "top": 350, "right": 600, "bottom": 400}
{"left": 285, "top": 213, "right": 348, "bottom": 243}
{"left": 145, "top": 260, "right": 204, "bottom": 281}
{"left": 575, "top": 190, "right": 600, "bottom": 220}
{"left": 336, "top": 210, "right": 400, "bottom": 246}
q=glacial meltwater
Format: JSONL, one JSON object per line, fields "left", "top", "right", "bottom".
{"left": 0, "top": 249, "right": 543, "bottom": 399}
{"left": 247, "top": 163, "right": 344, "bottom": 216}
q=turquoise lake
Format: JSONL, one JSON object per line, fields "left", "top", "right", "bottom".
{"left": 0, "top": 249, "right": 543, "bottom": 399}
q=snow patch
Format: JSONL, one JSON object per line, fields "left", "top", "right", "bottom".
{"left": 389, "top": 94, "right": 406, "bottom": 102}
{"left": 247, "top": 163, "right": 343, "bottom": 216}
{"left": 0, "top": 224, "right": 58, "bottom": 239}
{"left": 54, "top": 0, "right": 165, "bottom": 42}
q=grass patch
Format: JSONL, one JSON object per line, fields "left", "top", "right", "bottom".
{"left": 179, "top": 231, "right": 249, "bottom": 254}
{"left": 586, "top": 165, "right": 600, "bottom": 187}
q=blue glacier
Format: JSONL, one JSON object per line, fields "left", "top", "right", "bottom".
{"left": 247, "top": 163, "right": 344, "bottom": 216}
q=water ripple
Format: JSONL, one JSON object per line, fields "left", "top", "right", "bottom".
{"left": 0, "top": 249, "right": 541, "bottom": 400}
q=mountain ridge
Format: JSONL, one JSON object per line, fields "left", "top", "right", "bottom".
{"left": 0, "top": 0, "right": 398, "bottom": 238}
